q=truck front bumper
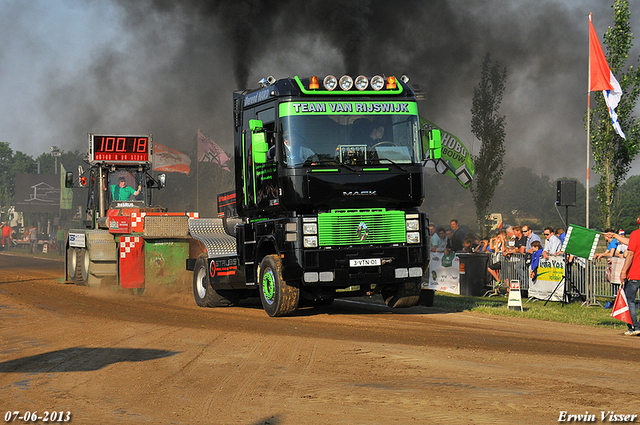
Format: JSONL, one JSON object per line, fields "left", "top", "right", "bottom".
{"left": 288, "top": 244, "right": 427, "bottom": 286}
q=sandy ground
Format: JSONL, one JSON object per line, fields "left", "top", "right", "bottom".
{"left": 1, "top": 252, "right": 640, "bottom": 425}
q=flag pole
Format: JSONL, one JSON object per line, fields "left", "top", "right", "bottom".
{"left": 584, "top": 14, "right": 592, "bottom": 307}
{"left": 583, "top": 13, "right": 602, "bottom": 308}
{"left": 586, "top": 13, "right": 591, "bottom": 231}
{"left": 197, "top": 128, "right": 200, "bottom": 211}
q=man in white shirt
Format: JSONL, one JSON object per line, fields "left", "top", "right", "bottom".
{"left": 542, "top": 226, "right": 563, "bottom": 259}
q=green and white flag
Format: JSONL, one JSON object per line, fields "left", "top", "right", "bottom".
{"left": 561, "top": 224, "right": 600, "bottom": 260}
{"left": 420, "top": 117, "right": 474, "bottom": 188}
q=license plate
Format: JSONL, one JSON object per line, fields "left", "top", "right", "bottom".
{"left": 349, "top": 258, "right": 381, "bottom": 267}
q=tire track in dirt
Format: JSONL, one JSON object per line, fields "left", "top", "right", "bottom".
{"left": 225, "top": 336, "right": 286, "bottom": 418}
{"left": 194, "top": 334, "right": 274, "bottom": 420}
{"left": 289, "top": 340, "right": 318, "bottom": 402}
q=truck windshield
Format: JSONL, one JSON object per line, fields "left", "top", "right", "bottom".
{"left": 108, "top": 170, "right": 146, "bottom": 204}
{"left": 279, "top": 112, "right": 421, "bottom": 167}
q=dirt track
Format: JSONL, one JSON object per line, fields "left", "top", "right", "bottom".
{"left": 1, "top": 252, "right": 640, "bottom": 424}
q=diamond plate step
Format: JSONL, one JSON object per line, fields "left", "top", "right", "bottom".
{"left": 188, "top": 218, "right": 237, "bottom": 257}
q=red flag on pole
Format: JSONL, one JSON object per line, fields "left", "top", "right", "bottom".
{"left": 611, "top": 287, "right": 633, "bottom": 325}
{"left": 588, "top": 14, "right": 626, "bottom": 139}
{"left": 197, "top": 130, "right": 231, "bottom": 171}
{"left": 589, "top": 16, "right": 613, "bottom": 91}
{"left": 153, "top": 143, "right": 191, "bottom": 175}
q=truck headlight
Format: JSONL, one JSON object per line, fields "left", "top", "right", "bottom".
{"left": 406, "top": 232, "right": 420, "bottom": 244}
{"left": 303, "top": 223, "right": 317, "bottom": 235}
{"left": 304, "top": 236, "right": 318, "bottom": 248}
{"left": 405, "top": 219, "right": 419, "bottom": 231}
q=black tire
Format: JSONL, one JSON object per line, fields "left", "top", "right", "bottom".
{"left": 382, "top": 281, "right": 421, "bottom": 309}
{"left": 258, "top": 254, "right": 299, "bottom": 317}
{"left": 192, "top": 254, "right": 239, "bottom": 307}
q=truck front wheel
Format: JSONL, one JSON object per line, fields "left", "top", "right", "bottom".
{"left": 258, "top": 254, "right": 299, "bottom": 317}
{"left": 193, "top": 255, "right": 239, "bottom": 307}
{"left": 382, "top": 281, "right": 421, "bottom": 309}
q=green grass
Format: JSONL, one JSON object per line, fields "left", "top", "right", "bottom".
{"left": 432, "top": 291, "right": 627, "bottom": 329}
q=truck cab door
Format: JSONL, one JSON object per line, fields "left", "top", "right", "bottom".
{"left": 242, "top": 108, "right": 279, "bottom": 214}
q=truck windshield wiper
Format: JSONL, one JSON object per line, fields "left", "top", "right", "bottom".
{"left": 377, "top": 158, "right": 408, "bottom": 172}
{"left": 308, "top": 158, "right": 357, "bottom": 172}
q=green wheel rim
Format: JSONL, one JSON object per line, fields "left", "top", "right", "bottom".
{"left": 262, "top": 269, "right": 275, "bottom": 304}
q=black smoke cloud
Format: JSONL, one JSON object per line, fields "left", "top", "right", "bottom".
{"left": 26, "top": 0, "right": 640, "bottom": 180}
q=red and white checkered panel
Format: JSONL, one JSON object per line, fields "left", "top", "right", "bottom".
{"left": 188, "top": 212, "right": 199, "bottom": 219}
{"left": 120, "top": 236, "right": 141, "bottom": 259}
{"left": 130, "top": 212, "right": 146, "bottom": 232}
{"left": 119, "top": 235, "right": 144, "bottom": 289}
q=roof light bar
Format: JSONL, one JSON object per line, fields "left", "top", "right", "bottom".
{"left": 293, "top": 75, "right": 404, "bottom": 95}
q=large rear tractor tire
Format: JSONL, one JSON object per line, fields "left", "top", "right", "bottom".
{"left": 382, "top": 281, "right": 421, "bottom": 309}
{"left": 258, "top": 254, "right": 299, "bottom": 317}
{"left": 193, "top": 254, "right": 240, "bottom": 307}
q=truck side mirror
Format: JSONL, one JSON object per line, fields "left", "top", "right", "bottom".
{"left": 428, "top": 129, "right": 442, "bottom": 160}
{"left": 158, "top": 173, "right": 166, "bottom": 189}
{"left": 65, "top": 171, "right": 74, "bottom": 188}
{"left": 250, "top": 119, "right": 268, "bottom": 164}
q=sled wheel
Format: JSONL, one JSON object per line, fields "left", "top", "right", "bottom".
{"left": 78, "top": 248, "right": 90, "bottom": 285}
{"left": 67, "top": 247, "right": 79, "bottom": 283}
{"left": 258, "top": 254, "right": 299, "bottom": 317}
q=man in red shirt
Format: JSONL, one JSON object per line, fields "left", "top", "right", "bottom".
{"left": 1, "top": 223, "right": 13, "bottom": 251}
{"left": 620, "top": 222, "right": 640, "bottom": 336}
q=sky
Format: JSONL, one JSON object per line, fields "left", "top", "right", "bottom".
{"left": 0, "top": 0, "right": 639, "bottom": 186}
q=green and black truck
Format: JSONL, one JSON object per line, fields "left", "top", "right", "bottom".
{"left": 187, "top": 74, "right": 442, "bottom": 316}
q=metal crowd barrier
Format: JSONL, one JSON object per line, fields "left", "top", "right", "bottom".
{"left": 495, "top": 253, "right": 633, "bottom": 300}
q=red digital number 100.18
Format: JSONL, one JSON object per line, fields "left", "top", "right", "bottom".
{"left": 98, "top": 137, "right": 148, "bottom": 153}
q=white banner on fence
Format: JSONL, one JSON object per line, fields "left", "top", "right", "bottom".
{"left": 423, "top": 252, "right": 460, "bottom": 294}
{"left": 528, "top": 256, "right": 565, "bottom": 301}
{"left": 606, "top": 257, "right": 625, "bottom": 284}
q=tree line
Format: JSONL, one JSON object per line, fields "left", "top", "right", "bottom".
{"left": 468, "top": 0, "right": 639, "bottom": 235}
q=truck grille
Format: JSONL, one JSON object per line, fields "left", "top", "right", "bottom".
{"left": 317, "top": 209, "right": 405, "bottom": 246}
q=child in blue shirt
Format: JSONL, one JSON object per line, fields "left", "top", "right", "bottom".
{"left": 529, "top": 240, "right": 543, "bottom": 281}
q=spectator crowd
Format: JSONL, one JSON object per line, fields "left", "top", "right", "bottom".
{"left": 428, "top": 219, "right": 573, "bottom": 294}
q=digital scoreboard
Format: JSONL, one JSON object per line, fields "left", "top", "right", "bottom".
{"left": 90, "top": 134, "right": 152, "bottom": 163}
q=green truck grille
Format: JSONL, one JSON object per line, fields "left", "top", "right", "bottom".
{"left": 317, "top": 209, "right": 406, "bottom": 246}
